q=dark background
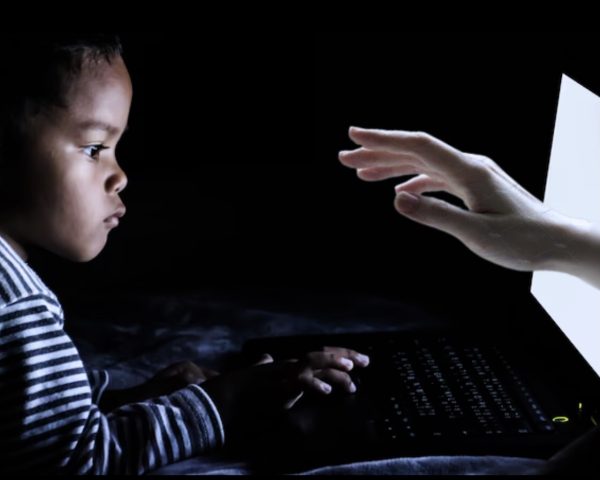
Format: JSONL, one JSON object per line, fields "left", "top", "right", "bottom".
{"left": 28, "top": 32, "right": 600, "bottom": 320}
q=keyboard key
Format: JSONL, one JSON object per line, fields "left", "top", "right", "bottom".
{"left": 371, "top": 336, "right": 549, "bottom": 440}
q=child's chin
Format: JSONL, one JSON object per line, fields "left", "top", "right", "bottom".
{"left": 61, "top": 244, "right": 105, "bottom": 263}
{"left": 62, "top": 251, "right": 98, "bottom": 263}
{"left": 74, "top": 252, "right": 101, "bottom": 262}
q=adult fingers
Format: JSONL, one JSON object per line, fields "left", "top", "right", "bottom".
{"left": 356, "top": 165, "right": 423, "bottom": 181}
{"left": 393, "top": 190, "right": 486, "bottom": 243}
{"left": 394, "top": 173, "right": 448, "bottom": 196}
{"left": 348, "top": 126, "right": 480, "bottom": 181}
{"left": 339, "top": 147, "right": 419, "bottom": 169}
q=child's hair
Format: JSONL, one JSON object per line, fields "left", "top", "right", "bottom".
{"left": 0, "top": 33, "right": 123, "bottom": 176}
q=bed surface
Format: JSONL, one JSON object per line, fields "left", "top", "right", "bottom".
{"left": 65, "top": 288, "right": 546, "bottom": 475}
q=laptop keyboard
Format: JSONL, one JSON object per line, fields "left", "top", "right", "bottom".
{"left": 358, "top": 336, "right": 557, "bottom": 440}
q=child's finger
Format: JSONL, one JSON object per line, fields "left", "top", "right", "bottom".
{"left": 304, "top": 351, "right": 355, "bottom": 371}
{"left": 321, "top": 346, "right": 370, "bottom": 368}
{"left": 253, "top": 353, "right": 274, "bottom": 366}
{"left": 297, "top": 367, "right": 332, "bottom": 394}
{"left": 315, "top": 368, "right": 356, "bottom": 393}
{"left": 201, "top": 368, "right": 220, "bottom": 379}
{"left": 280, "top": 376, "right": 305, "bottom": 406}
{"left": 283, "top": 391, "right": 304, "bottom": 409}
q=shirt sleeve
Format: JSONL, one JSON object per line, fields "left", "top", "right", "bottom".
{"left": 85, "top": 368, "right": 110, "bottom": 405}
{"left": 0, "top": 295, "right": 225, "bottom": 475}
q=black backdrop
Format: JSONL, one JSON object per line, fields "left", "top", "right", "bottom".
{"left": 27, "top": 31, "right": 600, "bottom": 319}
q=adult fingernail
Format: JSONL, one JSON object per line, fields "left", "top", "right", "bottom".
{"left": 348, "top": 382, "right": 357, "bottom": 393}
{"left": 320, "top": 382, "right": 332, "bottom": 394}
{"left": 396, "top": 192, "right": 420, "bottom": 214}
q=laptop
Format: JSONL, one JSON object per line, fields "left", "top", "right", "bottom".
{"left": 239, "top": 75, "right": 600, "bottom": 471}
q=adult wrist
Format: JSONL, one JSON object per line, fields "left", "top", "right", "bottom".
{"left": 545, "top": 214, "right": 598, "bottom": 280}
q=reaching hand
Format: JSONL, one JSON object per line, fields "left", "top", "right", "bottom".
{"left": 339, "top": 126, "right": 578, "bottom": 273}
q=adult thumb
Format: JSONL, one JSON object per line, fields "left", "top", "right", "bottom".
{"left": 394, "top": 191, "right": 477, "bottom": 240}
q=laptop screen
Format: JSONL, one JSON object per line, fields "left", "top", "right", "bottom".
{"left": 531, "top": 74, "right": 600, "bottom": 377}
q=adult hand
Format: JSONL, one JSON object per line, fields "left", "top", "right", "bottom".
{"left": 339, "top": 126, "right": 578, "bottom": 273}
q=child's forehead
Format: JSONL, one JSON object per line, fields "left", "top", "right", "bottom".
{"left": 71, "top": 118, "right": 127, "bottom": 136}
{"left": 61, "top": 57, "right": 131, "bottom": 105}
{"left": 56, "top": 60, "right": 132, "bottom": 132}
{"left": 53, "top": 111, "right": 129, "bottom": 140}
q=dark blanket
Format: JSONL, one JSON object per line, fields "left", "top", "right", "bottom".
{"left": 64, "top": 288, "right": 546, "bottom": 475}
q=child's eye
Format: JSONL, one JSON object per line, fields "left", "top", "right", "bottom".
{"left": 82, "top": 144, "right": 108, "bottom": 161}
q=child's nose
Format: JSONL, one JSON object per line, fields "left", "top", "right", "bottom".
{"left": 107, "top": 166, "right": 128, "bottom": 194}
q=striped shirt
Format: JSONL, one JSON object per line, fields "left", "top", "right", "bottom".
{"left": 0, "top": 235, "right": 224, "bottom": 474}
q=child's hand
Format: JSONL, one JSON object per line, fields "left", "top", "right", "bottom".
{"left": 98, "top": 361, "right": 220, "bottom": 412}
{"left": 283, "top": 346, "right": 370, "bottom": 407}
{"left": 201, "top": 346, "right": 369, "bottom": 440}
{"left": 143, "top": 360, "right": 220, "bottom": 396}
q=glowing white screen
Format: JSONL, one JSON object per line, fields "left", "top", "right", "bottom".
{"left": 531, "top": 74, "right": 600, "bottom": 376}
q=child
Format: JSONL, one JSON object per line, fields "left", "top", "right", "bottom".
{"left": 0, "top": 34, "right": 370, "bottom": 475}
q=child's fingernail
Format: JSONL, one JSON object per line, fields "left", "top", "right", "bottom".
{"left": 348, "top": 382, "right": 357, "bottom": 393}
{"left": 340, "top": 358, "right": 354, "bottom": 370}
{"left": 355, "top": 354, "right": 370, "bottom": 366}
{"left": 320, "top": 382, "right": 332, "bottom": 394}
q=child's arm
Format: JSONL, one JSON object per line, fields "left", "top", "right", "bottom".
{"left": 1, "top": 295, "right": 369, "bottom": 475}
{"left": 95, "top": 361, "right": 219, "bottom": 412}
{"left": 0, "top": 297, "right": 224, "bottom": 475}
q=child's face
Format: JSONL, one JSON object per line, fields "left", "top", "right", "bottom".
{"left": 7, "top": 55, "right": 132, "bottom": 262}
